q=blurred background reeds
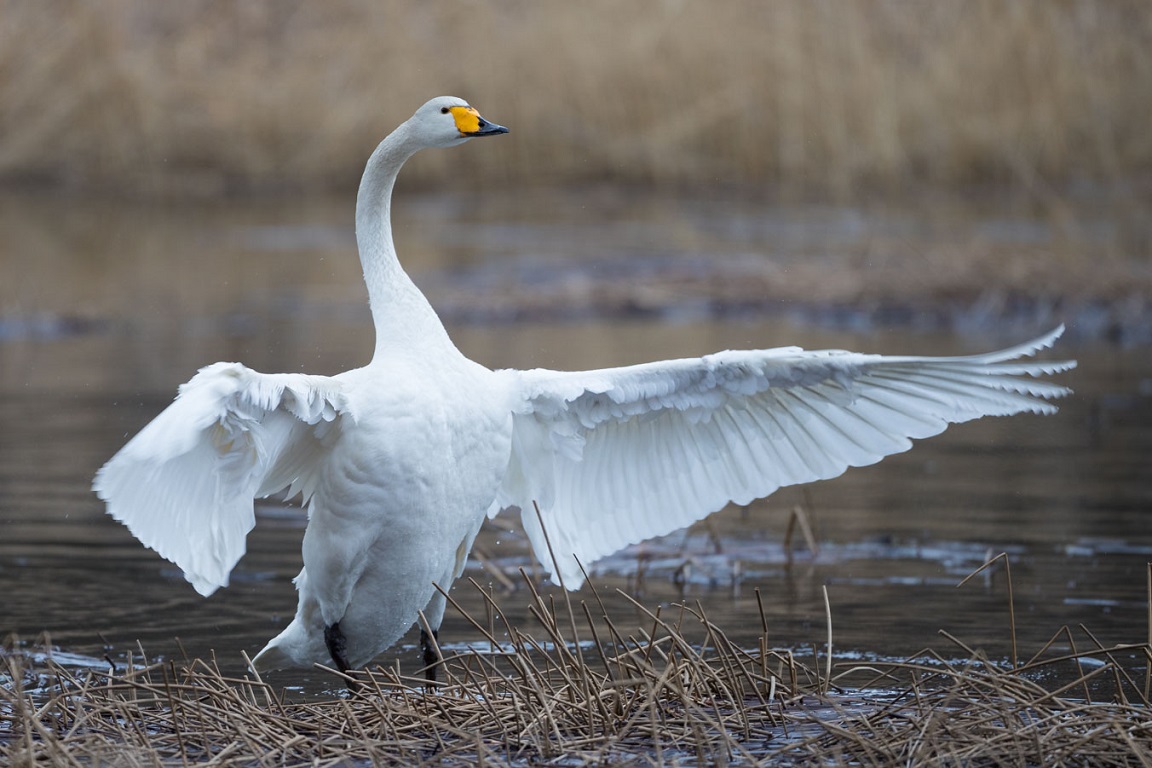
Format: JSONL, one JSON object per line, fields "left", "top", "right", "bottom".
{"left": 1, "top": 0, "right": 1149, "bottom": 195}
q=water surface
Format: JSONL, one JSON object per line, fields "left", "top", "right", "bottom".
{"left": 1, "top": 190, "right": 1148, "bottom": 690}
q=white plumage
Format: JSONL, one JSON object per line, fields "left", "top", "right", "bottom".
{"left": 93, "top": 97, "right": 1075, "bottom": 675}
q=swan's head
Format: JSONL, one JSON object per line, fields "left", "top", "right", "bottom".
{"left": 408, "top": 96, "right": 508, "bottom": 148}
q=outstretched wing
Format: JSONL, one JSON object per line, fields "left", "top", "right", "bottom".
{"left": 93, "top": 362, "right": 350, "bottom": 596}
{"left": 495, "top": 326, "right": 1075, "bottom": 588}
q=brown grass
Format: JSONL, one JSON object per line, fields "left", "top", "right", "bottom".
{"left": 1, "top": 1, "right": 1150, "bottom": 194}
{"left": 4, "top": 569, "right": 1152, "bottom": 766}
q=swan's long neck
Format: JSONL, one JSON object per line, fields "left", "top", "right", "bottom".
{"left": 356, "top": 122, "right": 458, "bottom": 361}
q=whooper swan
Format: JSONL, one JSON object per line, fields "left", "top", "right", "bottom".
{"left": 94, "top": 96, "right": 1076, "bottom": 679}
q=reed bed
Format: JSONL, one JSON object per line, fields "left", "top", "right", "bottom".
{"left": 1, "top": 0, "right": 1149, "bottom": 194}
{"left": 4, "top": 570, "right": 1152, "bottom": 766}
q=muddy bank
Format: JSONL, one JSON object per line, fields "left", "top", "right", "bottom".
{"left": 2, "top": 186, "right": 1148, "bottom": 345}
{"left": 6, "top": 276, "right": 1147, "bottom": 346}
{"left": 422, "top": 250, "right": 1152, "bottom": 344}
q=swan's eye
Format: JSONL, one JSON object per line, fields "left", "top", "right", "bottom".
{"left": 440, "top": 107, "right": 450, "bottom": 114}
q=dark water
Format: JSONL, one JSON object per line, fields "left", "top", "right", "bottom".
{"left": 1, "top": 190, "right": 1149, "bottom": 691}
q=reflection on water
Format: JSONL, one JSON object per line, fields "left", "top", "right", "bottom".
{"left": 1, "top": 190, "right": 1149, "bottom": 688}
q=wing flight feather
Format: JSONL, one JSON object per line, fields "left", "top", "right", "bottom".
{"left": 496, "top": 326, "right": 1075, "bottom": 588}
{"left": 93, "top": 362, "right": 349, "bottom": 596}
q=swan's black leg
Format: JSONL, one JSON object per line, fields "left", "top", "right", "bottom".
{"left": 324, "top": 621, "right": 359, "bottom": 690}
{"left": 420, "top": 627, "right": 441, "bottom": 684}
{"left": 324, "top": 621, "right": 351, "bottom": 670}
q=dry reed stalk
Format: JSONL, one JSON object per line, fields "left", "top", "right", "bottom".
{"left": 1147, "top": 561, "right": 1152, "bottom": 702}
{"left": 958, "top": 551, "right": 1019, "bottom": 668}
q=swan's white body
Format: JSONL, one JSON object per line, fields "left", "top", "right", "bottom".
{"left": 94, "top": 97, "right": 1076, "bottom": 673}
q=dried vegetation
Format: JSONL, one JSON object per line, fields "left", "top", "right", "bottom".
{"left": 0, "top": 1, "right": 1150, "bottom": 193}
{"left": 4, "top": 567, "right": 1152, "bottom": 766}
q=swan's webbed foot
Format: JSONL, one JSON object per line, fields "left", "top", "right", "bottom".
{"left": 420, "top": 627, "right": 441, "bottom": 685}
{"left": 324, "top": 621, "right": 360, "bottom": 690}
